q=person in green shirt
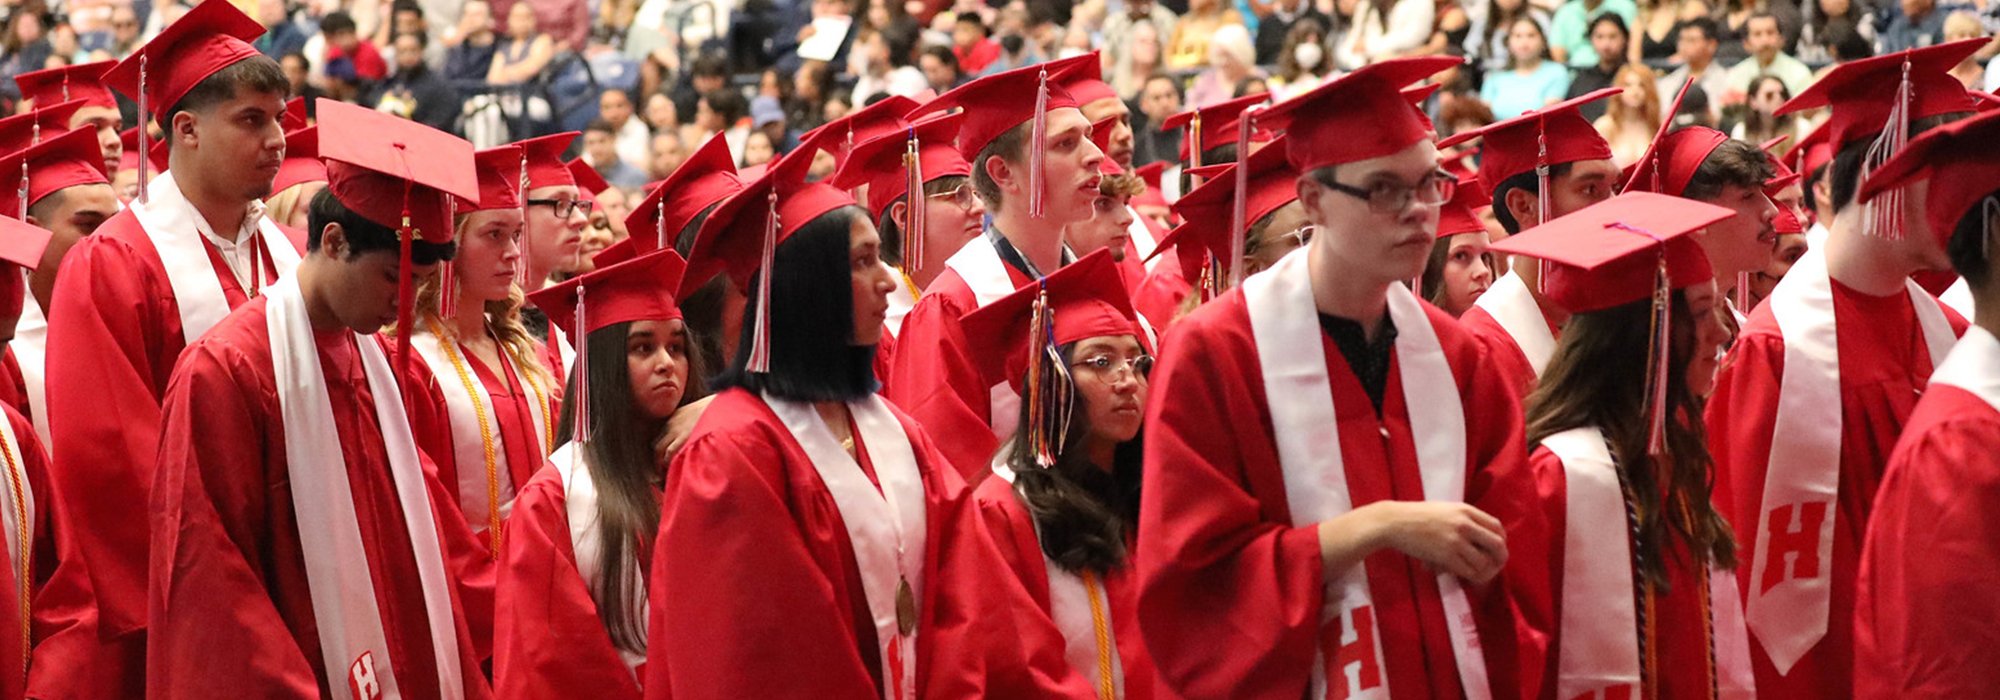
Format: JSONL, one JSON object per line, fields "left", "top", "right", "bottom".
{"left": 1549, "top": 0, "right": 1638, "bottom": 67}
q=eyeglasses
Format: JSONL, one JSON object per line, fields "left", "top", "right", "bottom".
{"left": 1280, "top": 224, "right": 1314, "bottom": 247}
{"left": 527, "top": 198, "right": 586, "bottom": 219}
{"left": 926, "top": 183, "right": 979, "bottom": 211}
{"left": 1070, "top": 354, "right": 1154, "bottom": 382}
{"left": 1319, "top": 169, "right": 1456, "bottom": 214}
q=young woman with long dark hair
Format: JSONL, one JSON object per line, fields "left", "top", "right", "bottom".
{"left": 494, "top": 248, "right": 705, "bottom": 699}
{"left": 962, "top": 251, "right": 1154, "bottom": 700}
{"left": 644, "top": 147, "right": 1087, "bottom": 699}
{"left": 1494, "top": 193, "right": 1753, "bottom": 700}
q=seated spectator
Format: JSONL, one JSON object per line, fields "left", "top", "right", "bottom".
{"left": 1336, "top": 0, "right": 1437, "bottom": 68}
{"left": 443, "top": 0, "right": 501, "bottom": 82}
{"left": 919, "top": 45, "right": 967, "bottom": 93}
{"left": 378, "top": 0, "right": 443, "bottom": 70}
{"left": 1110, "top": 19, "right": 1166, "bottom": 98}
{"left": 742, "top": 130, "right": 776, "bottom": 167}
{"left": 750, "top": 95, "right": 797, "bottom": 153}
{"left": 253, "top": 0, "right": 309, "bottom": 59}
{"left": 1725, "top": 12, "right": 1813, "bottom": 97}
{"left": 280, "top": 51, "right": 326, "bottom": 120}
{"left": 1943, "top": 11, "right": 1986, "bottom": 87}
{"left": 1438, "top": 92, "right": 1497, "bottom": 137}
{"left": 1, "top": 11, "right": 54, "bottom": 83}
{"left": 1483, "top": 17, "right": 1573, "bottom": 118}
{"left": 1132, "top": 71, "right": 1184, "bottom": 167}
{"left": 1467, "top": 0, "right": 1553, "bottom": 74}
{"left": 525, "top": 0, "right": 592, "bottom": 53}
{"left": 1187, "top": 23, "right": 1262, "bottom": 108}
{"left": 320, "top": 11, "right": 388, "bottom": 85}
{"left": 371, "top": 32, "right": 459, "bottom": 134}
{"left": 1881, "top": 0, "right": 1947, "bottom": 52}
{"left": 1713, "top": 0, "right": 1800, "bottom": 65}
{"left": 1568, "top": 13, "right": 1630, "bottom": 122}
{"left": 1795, "top": 0, "right": 1875, "bottom": 65}
{"left": 980, "top": 32, "right": 1044, "bottom": 75}
{"left": 101, "top": 5, "right": 143, "bottom": 60}
{"left": 650, "top": 130, "right": 687, "bottom": 180}
{"left": 599, "top": 88, "right": 652, "bottom": 168}
{"left": 788, "top": 59, "right": 834, "bottom": 132}
{"left": 1548, "top": 0, "right": 1637, "bottom": 66}
{"left": 1253, "top": 0, "right": 1327, "bottom": 63}
{"left": 488, "top": 3, "right": 554, "bottom": 87}
{"left": 1629, "top": 0, "right": 1710, "bottom": 64}
{"left": 1595, "top": 63, "right": 1661, "bottom": 165}
{"left": 1731, "top": 73, "right": 1808, "bottom": 143}
{"left": 1167, "top": 0, "right": 1245, "bottom": 69}
{"left": 1657, "top": 17, "right": 1729, "bottom": 121}
{"left": 851, "top": 23, "right": 929, "bottom": 101}
{"left": 698, "top": 87, "right": 752, "bottom": 164}
{"left": 1104, "top": 0, "right": 1177, "bottom": 74}
{"left": 584, "top": 119, "right": 651, "bottom": 188}
{"left": 1271, "top": 18, "right": 1334, "bottom": 97}
{"left": 673, "top": 54, "right": 730, "bottom": 126}
{"left": 952, "top": 14, "right": 1003, "bottom": 74}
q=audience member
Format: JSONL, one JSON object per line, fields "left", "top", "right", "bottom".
{"left": 650, "top": 130, "right": 688, "bottom": 180}
{"left": 1550, "top": 0, "right": 1639, "bottom": 66}
{"left": 1167, "top": 0, "right": 1246, "bottom": 69}
{"left": 1795, "top": 0, "right": 1875, "bottom": 64}
{"left": 320, "top": 11, "right": 388, "bottom": 85}
{"left": 1110, "top": 18, "right": 1167, "bottom": 97}
{"left": 1468, "top": 0, "right": 1554, "bottom": 73}
{"left": 1630, "top": 0, "right": 1711, "bottom": 63}
{"left": 599, "top": 88, "right": 652, "bottom": 168}
{"left": 488, "top": 2, "right": 554, "bottom": 87}
{"left": 1272, "top": 18, "right": 1335, "bottom": 97}
{"left": 372, "top": 32, "right": 459, "bottom": 134}
{"left": 851, "top": 23, "right": 928, "bottom": 101}
{"left": 443, "top": 0, "right": 501, "bottom": 82}
{"left": 1881, "top": 0, "right": 1947, "bottom": 52}
{"left": 1132, "top": 71, "right": 1185, "bottom": 166}
{"left": 1484, "top": 17, "right": 1573, "bottom": 117}
{"left": 1569, "top": 13, "right": 1631, "bottom": 121}
{"left": 1731, "top": 73, "right": 1808, "bottom": 143}
{"left": 254, "top": 0, "right": 311, "bottom": 58}
{"left": 919, "top": 45, "right": 966, "bottom": 93}
{"left": 1187, "top": 23, "right": 1262, "bottom": 108}
{"left": 1658, "top": 16, "right": 1728, "bottom": 119}
{"left": 1726, "top": 12, "right": 1813, "bottom": 96}
{"left": 1943, "top": 11, "right": 1987, "bottom": 87}
{"left": 280, "top": 51, "right": 327, "bottom": 119}
{"left": 952, "top": 12, "right": 1003, "bottom": 73}
{"left": 1254, "top": 0, "right": 1330, "bottom": 63}
{"left": 1337, "top": 0, "right": 1437, "bottom": 68}
{"left": 1711, "top": 0, "right": 1800, "bottom": 65}
{"left": 585, "top": 119, "right": 652, "bottom": 188}
{"left": 1596, "top": 62, "right": 1662, "bottom": 164}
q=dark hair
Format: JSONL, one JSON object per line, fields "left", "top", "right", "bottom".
{"left": 1479, "top": 0, "right": 1536, "bottom": 62}
{"left": 1680, "top": 16, "right": 1719, "bottom": 43}
{"left": 1745, "top": 10, "right": 1780, "bottom": 31}
{"left": 1681, "top": 138, "right": 1774, "bottom": 202}
{"left": 584, "top": 118, "right": 618, "bottom": 137}
{"left": 1504, "top": 16, "right": 1553, "bottom": 70}
{"left": 702, "top": 87, "right": 748, "bottom": 124}
{"left": 1231, "top": 76, "right": 1269, "bottom": 99}
{"left": 1002, "top": 342, "right": 1144, "bottom": 576}
{"left": 973, "top": 120, "right": 1032, "bottom": 209}
{"left": 1827, "top": 112, "right": 1970, "bottom": 213}
{"left": 919, "top": 45, "right": 959, "bottom": 75}
{"left": 1947, "top": 193, "right": 2000, "bottom": 289}
{"left": 165, "top": 55, "right": 290, "bottom": 136}
{"left": 26, "top": 188, "right": 65, "bottom": 223}
{"left": 553, "top": 320, "right": 707, "bottom": 655}
{"left": 1525, "top": 289, "right": 1737, "bottom": 587}
{"left": 1142, "top": 71, "right": 1184, "bottom": 102}
{"left": 956, "top": 12, "right": 988, "bottom": 31}
{"left": 280, "top": 50, "right": 311, "bottom": 70}
{"left": 714, "top": 206, "right": 880, "bottom": 401}
{"left": 1276, "top": 18, "right": 1328, "bottom": 82}
{"left": 878, "top": 20, "right": 919, "bottom": 69}
{"left": 1588, "top": 12, "right": 1629, "bottom": 40}
{"left": 392, "top": 0, "right": 425, "bottom": 18}
{"left": 1421, "top": 231, "right": 1497, "bottom": 308}
{"left": 394, "top": 29, "right": 429, "bottom": 50}
{"left": 305, "top": 188, "right": 456, "bottom": 265}
{"left": 320, "top": 10, "right": 358, "bottom": 35}
{"left": 877, "top": 174, "right": 970, "bottom": 266}
{"left": 1490, "top": 161, "right": 1577, "bottom": 233}
{"left": 691, "top": 54, "right": 730, "bottom": 80}
{"left": 1826, "top": 22, "right": 1873, "bottom": 62}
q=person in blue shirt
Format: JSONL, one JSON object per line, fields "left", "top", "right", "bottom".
{"left": 1483, "top": 17, "right": 1573, "bottom": 119}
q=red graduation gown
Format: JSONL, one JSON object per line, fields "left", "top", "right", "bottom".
{"left": 0, "top": 350, "right": 28, "bottom": 420}
{"left": 1136, "top": 290, "right": 1548, "bottom": 700}
{"left": 1457, "top": 305, "right": 1543, "bottom": 400}
{"left": 0, "top": 404, "right": 57, "bottom": 700}
{"left": 645, "top": 389, "right": 1090, "bottom": 700}
{"left": 1527, "top": 446, "right": 1736, "bottom": 700}
{"left": 1706, "top": 280, "right": 1967, "bottom": 700}
{"left": 36, "top": 210, "right": 285, "bottom": 696}
{"left": 148, "top": 298, "right": 494, "bottom": 699}
{"left": 493, "top": 460, "right": 647, "bottom": 700}
{"left": 398, "top": 337, "right": 560, "bottom": 549}
{"left": 971, "top": 476, "right": 1157, "bottom": 700}
{"left": 885, "top": 262, "right": 1035, "bottom": 480}
{"left": 1855, "top": 385, "right": 2000, "bottom": 697}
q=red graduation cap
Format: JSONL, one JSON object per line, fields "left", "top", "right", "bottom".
{"left": 513, "top": 132, "right": 579, "bottom": 190}
{"left": 1774, "top": 198, "right": 1804, "bottom": 234}
{"left": 624, "top": 132, "right": 741, "bottom": 255}
{"left": 796, "top": 94, "right": 919, "bottom": 170}
{"left": 464, "top": 144, "right": 526, "bottom": 213}
{"left": 1090, "top": 115, "right": 1124, "bottom": 175}
{"left": 1131, "top": 161, "right": 1169, "bottom": 209}
{"left": 1971, "top": 90, "right": 2000, "bottom": 111}
{"left": 315, "top": 99, "right": 478, "bottom": 245}
{"left": 1857, "top": 108, "right": 2000, "bottom": 248}
{"left": 104, "top": 0, "right": 265, "bottom": 123}
{"left": 271, "top": 126, "right": 326, "bottom": 194}
{"left": 0, "top": 127, "right": 107, "bottom": 222}
{"left": 905, "top": 52, "right": 1094, "bottom": 161}
{"left": 1621, "top": 126, "right": 1730, "bottom": 196}
{"left": 0, "top": 216, "right": 51, "bottom": 270}
{"left": 0, "top": 100, "right": 86, "bottom": 156}
{"left": 831, "top": 112, "right": 970, "bottom": 220}
{"left": 14, "top": 61, "right": 119, "bottom": 111}
{"left": 1439, "top": 174, "right": 1488, "bottom": 238}
{"left": 1159, "top": 92, "right": 1271, "bottom": 166}
{"left": 527, "top": 247, "right": 689, "bottom": 335}
{"left": 683, "top": 143, "right": 856, "bottom": 371}
{"left": 281, "top": 96, "right": 308, "bottom": 131}
{"left": 1257, "top": 56, "right": 1459, "bottom": 173}
{"left": 567, "top": 158, "right": 610, "bottom": 201}
{"left": 1155, "top": 136, "right": 1299, "bottom": 294}
{"left": 1786, "top": 119, "right": 1834, "bottom": 178}
{"left": 1776, "top": 38, "right": 1982, "bottom": 150}
{"left": 1405, "top": 82, "right": 1441, "bottom": 132}
{"left": 1049, "top": 50, "right": 1118, "bottom": 106}
{"left": 1439, "top": 87, "right": 1620, "bottom": 198}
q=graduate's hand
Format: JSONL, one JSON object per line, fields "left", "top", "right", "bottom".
{"left": 1368, "top": 501, "right": 1508, "bottom": 584}
{"left": 656, "top": 395, "right": 717, "bottom": 466}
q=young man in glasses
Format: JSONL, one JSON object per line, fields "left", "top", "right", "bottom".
{"left": 509, "top": 133, "right": 589, "bottom": 371}
{"left": 1136, "top": 56, "right": 1544, "bottom": 700}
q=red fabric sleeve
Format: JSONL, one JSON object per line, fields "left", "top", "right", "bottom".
{"left": 884, "top": 293, "right": 1000, "bottom": 481}
{"left": 492, "top": 468, "right": 643, "bottom": 700}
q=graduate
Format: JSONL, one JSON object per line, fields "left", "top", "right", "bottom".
{"left": 1418, "top": 176, "right": 1498, "bottom": 318}
{"left": 35, "top": 2, "right": 294, "bottom": 692}
{"left": 828, "top": 112, "right": 981, "bottom": 386}
{"left": 1065, "top": 118, "right": 1154, "bottom": 332}
{"left": 1848, "top": 109, "right": 2000, "bottom": 697}
{"left": 623, "top": 133, "right": 742, "bottom": 379}
{"left": 513, "top": 133, "right": 587, "bottom": 296}
{"left": 12, "top": 61, "right": 124, "bottom": 175}
{"left": 1139, "top": 139, "right": 1307, "bottom": 326}
{"left": 646, "top": 143, "right": 1087, "bottom": 700}
{"left": 888, "top": 53, "right": 1108, "bottom": 478}
{"left": 495, "top": 248, "right": 703, "bottom": 700}
{"left": 397, "top": 144, "right": 562, "bottom": 555}
{"left": 1437, "top": 89, "right": 1622, "bottom": 397}
{"left": 1499, "top": 192, "right": 1755, "bottom": 700}
{"left": 1135, "top": 56, "right": 1545, "bottom": 700}
{"left": 1706, "top": 39, "right": 1984, "bottom": 700}
{"left": 0, "top": 203, "right": 61, "bottom": 700}
{"left": 1051, "top": 54, "right": 1175, "bottom": 295}
{"left": 963, "top": 250, "right": 1157, "bottom": 700}
{"left": 4, "top": 127, "right": 116, "bottom": 444}
{"left": 147, "top": 98, "right": 492, "bottom": 699}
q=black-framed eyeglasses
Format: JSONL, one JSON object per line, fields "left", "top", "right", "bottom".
{"left": 1319, "top": 169, "right": 1456, "bottom": 214}
{"left": 527, "top": 198, "right": 586, "bottom": 219}
{"left": 926, "top": 183, "right": 979, "bottom": 211}
{"left": 1070, "top": 354, "right": 1154, "bottom": 381}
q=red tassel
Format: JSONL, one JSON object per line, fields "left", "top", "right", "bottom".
{"left": 136, "top": 55, "right": 149, "bottom": 205}
{"left": 516, "top": 160, "right": 533, "bottom": 287}
{"left": 1228, "top": 107, "right": 1258, "bottom": 289}
{"left": 1028, "top": 68, "right": 1049, "bottom": 219}
{"left": 15, "top": 162, "right": 26, "bottom": 221}
{"left": 573, "top": 286, "right": 591, "bottom": 444}
{"left": 1735, "top": 271, "right": 1752, "bottom": 313}
{"left": 747, "top": 189, "right": 778, "bottom": 373}
{"left": 1646, "top": 256, "right": 1671, "bottom": 455}
{"left": 1862, "top": 59, "right": 1914, "bottom": 240}
{"left": 655, "top": 200, "right": 669, "bottom": 253}
{"left": 1186, "top": 112, "right": 1202, "bottom": 171}
{"left": 904, "top": 127, "right": 925, "bottom": 276}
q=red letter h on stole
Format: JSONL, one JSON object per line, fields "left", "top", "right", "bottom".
{"left": 1760, "top": 502, "right": 1828, "bottom": 594}
{"left": 349, "top": 652, "right": 383, "bottom": 700}
{"left": 1328, "top": 605, "right": 1384, "bottom": 700}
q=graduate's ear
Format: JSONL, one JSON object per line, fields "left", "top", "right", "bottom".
{"left": 316, "top": 222, "right": 348, "bottom": 260}
{"left": 984, "top": 153, "right": 1016, "bottom": 199}
{"left": 1503, "top": 186, "right": 1540, "bottom": 230}
{"left": 171, "top": 109, "right": 200, "bottom": 151}
{"left": 889, "top": 199, "right": 908, "bottom": 233}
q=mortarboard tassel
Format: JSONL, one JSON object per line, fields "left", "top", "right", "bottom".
{"left": 136, "top": 55, "right": 148, "bottom": 205}
{"left": 747, "top": 189, "right": 778, "bottom": 373}
{"left": 1187, "top": 111, "right": 1202, "bottom": 172}
{"left": 655, "top": 197, "right": 668, "bottom": 253}
{"left": 1023, "top": 283, "right": 1073, "bottom": 468}
{"left": 1736, "top": 271, "right": 1752, "bottom": 313}
{"left": 1535, "top": 125, "right": 1552, "bottom": 294}
{"left": 516, "top": 160, "right": 532, "bottom": 287}
{"left": 1028, "top": 68, "right": 1049, "bottom": 219}
{"left": 438, "top": 259, "right": 459, "bottom": 321}
{"left": 904, "top": 127, "right": 925, "bottom": 277}
{"left": 1861, "top": 59, "right": 1914, "bottom": 241}
{"left": 1228, "top": 107, "right": 1259, "bottom": 289}
{"left": 394, "top": 181, "right": 418, "bottom": 412}
{"left": 573, "top": 286, "right": 591, "bottom": 444}
{"left": 15, "top": 162, "right": 26, "bottom": 221}
{"left": 1645, "top": 255, "right": 1672, "bottom": 455}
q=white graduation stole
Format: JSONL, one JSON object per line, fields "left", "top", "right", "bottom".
{"left": 1750, "top": 247, "right": 1955, "bottom": 674}
{"left": 1242, "top": 249, "right": 1491, "bottom": 700}
{"left": 765, "top": 394, "right": 927, "bottom": 700}
{"left": 550, "top": 442, "right": 647, "bottom": 674}
{"left": 135, "top": 171, "right": 301, "bottom": 345}
{"left": 1542, "top": 427, "right": 1755, "bottom": 700}
{"left": 991, "top": 461, "right": 1128, "bottom": 699}
{"left": 1927, "top": 326, "right": 2000, "bottom": 422}
{"left": 1124, "top": 205, "right": 1162, "bottom": 273}
{"left": 266, "top": 277, "right": 464, "bottom": 700}
{"left": 14, "top": 289, "right": 48, "bottom": 445}
{"left": 1470, "top": 271, "right": 1557, "bottom": 377}
{"left": 409, "top": 329, "right": 555, "bottom": 535}
{"left": 943, "top": 237, "right": 1024, "bottom": 441}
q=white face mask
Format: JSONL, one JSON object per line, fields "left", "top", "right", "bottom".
{"left": 1294, "top": 41, "right": 1324, "bottom": 70}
